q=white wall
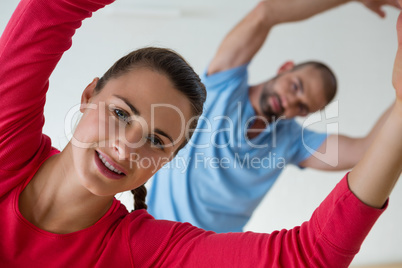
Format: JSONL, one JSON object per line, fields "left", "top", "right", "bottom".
{"left": 1, "top": 0, "right": 401, "bottom": 265}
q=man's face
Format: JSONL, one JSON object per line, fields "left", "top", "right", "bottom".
{"left": 259, "top": 65, "right": 329, "bottom": 121}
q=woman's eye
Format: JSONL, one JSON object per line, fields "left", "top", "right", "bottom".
{"left": 292, "top": 83, "right": 298, "bottom": 92}
{"left": 147, "top": 135, "right": 165, "bottom": 150}
{"left": 114, "top": 109, "right": 130, "bottom": 124}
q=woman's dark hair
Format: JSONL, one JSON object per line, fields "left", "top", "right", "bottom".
{"left": 131, "top": 184, "right": 148, "bottom": 211}
{"left": 95, "top": 47, "right": 206, "bottom": 211}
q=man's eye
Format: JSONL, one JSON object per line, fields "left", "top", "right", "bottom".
{"left": 114, "top": 109, "right": 130, "bottom": 124}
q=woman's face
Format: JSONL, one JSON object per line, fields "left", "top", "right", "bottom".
{"left": 72, "top": 67, "right": 192, "bottom": 196}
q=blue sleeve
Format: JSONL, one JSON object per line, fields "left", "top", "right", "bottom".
{"left": 201, "top": 63, "right": 250, "bottom": 92}
{"left": 286, "top": 121, "right": 328, "bottom": 167}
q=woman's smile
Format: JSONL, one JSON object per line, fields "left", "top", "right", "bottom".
{"left": 94, "top": 150, "right": 126, "bottom": 180}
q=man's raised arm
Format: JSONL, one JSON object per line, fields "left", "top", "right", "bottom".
{"left": 207, "top": 0, "right": 399, "bottom": 76}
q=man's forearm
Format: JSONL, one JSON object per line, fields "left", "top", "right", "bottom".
{"left": 266, "top": 0, "right": 351, "bottom": 26}
{"left": 360, "top": 102, "right": 394, "bottom": 148}
{"left": 208, "top": 0, "right": 353, "bottom": 75}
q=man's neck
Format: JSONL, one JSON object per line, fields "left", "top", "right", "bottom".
{"left": 247, "top": 117, "right": 270, "bottom": 139}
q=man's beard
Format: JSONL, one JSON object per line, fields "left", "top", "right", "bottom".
{"left": 259, "top": 80, "right": 284, "bottom": 122}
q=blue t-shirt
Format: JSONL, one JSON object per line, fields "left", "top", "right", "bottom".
{"left": 147, "top": 64, "right": 327, "bottom": 233}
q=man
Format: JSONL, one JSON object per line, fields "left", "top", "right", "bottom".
{"left": 147, "top": 0, "right": 399, "bottom": 233}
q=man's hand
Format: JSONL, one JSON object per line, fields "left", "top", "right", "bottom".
{"left": 358, "top": 0, "right": 400, "bottom": 17}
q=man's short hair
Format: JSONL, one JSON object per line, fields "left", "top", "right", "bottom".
{"left": 293, "top": 61, "right": 337, "bottom": 104}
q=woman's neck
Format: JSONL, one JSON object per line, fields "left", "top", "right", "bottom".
{"left": 19, "top": 145, "right": 114, "bottom": 234}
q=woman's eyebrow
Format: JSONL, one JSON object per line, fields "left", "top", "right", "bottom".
{"left": 113, "top": 94, "right": 140, "bottom": 116}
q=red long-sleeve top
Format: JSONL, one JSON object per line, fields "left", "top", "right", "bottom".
{"left": 0, "top": 0, "right": 386, "bottom": 267}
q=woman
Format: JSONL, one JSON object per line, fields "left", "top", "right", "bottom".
{"left": 0, "top": 0, "right": 401, "bottom": 267}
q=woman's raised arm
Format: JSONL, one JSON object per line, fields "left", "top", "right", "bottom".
{"left": 127, "top": 12, "right": 402, "bottom": 267}
{"left": 347, "top": 12, "right": 402, "bottom": 209}
{"left": 0, "top": 0, "right": 113, "bottom": 173}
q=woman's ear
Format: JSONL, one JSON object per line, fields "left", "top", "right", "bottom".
{"left": 80, "top": 78, "right": 99, "bottom": 113}
{"left": 277, "top": 61, "right": 295, "bottom": 74}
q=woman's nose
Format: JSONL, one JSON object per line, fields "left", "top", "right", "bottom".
{"left": 113, "top": 123, "right": 145, "bottom": 160}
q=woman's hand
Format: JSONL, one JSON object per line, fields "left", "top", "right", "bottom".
{"left": 347, "top": 9, "right": 402, "bottom": 208}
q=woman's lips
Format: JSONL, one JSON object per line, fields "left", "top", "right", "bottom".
{"left": 94, "top": 151, "right": 126, "bottom": 180}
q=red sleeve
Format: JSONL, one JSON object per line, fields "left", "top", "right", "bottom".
{"left": 0, "top": 0, "right": 114, "bottom": 171}
{"left": 128, "top": 174, "right": 386, "bottom": 267}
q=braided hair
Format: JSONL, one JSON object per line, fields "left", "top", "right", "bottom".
{"left": 131, "top": 184, "right": 148, "bottom": 210}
